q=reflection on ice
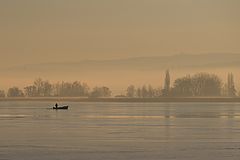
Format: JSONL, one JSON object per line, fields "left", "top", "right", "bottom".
{"left": 83, "top": 115, "right": 176, "bottom": 119}
{"left": 0, "top": 114, "right": 32, "bottom": 118}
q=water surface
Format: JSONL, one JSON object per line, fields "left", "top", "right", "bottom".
{"left": 1, "top": 102, "right": 240, "bottom": 160}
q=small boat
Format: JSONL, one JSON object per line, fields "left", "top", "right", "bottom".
{"left": 53, "top": 105, "right": 69, "bottom": 110}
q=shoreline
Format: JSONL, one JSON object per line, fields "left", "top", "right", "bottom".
{"left": 0, "top": 97, "right": 240, "bottom": 102}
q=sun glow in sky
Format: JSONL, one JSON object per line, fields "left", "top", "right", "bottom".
{"left": 0, "top": 0, "right": 240, "bottom": 68}
{"left": 0, "top": 0, "right": 240, "bottom": 93}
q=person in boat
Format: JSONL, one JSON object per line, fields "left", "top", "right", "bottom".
{"left": 55, "top": 103, "right": 58, "bottom": 108}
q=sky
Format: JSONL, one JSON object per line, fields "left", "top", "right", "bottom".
{"left": 0, "top": 0, "right": 240, "bottom": 68}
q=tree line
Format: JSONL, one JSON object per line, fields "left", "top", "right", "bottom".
{"left": 0, "top": 71, "right": 238, "bottom": 98}
{"left": 0, "top": 78, "right": 111, "bottom": 98}
{"left": 125, "top": 71, "right": 238, "bottom": 98}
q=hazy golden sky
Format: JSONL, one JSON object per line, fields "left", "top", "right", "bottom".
{"left": 0, "top": 0, "right": 240, "bottom": 68}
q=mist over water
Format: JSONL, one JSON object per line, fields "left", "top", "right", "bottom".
{"left": 1, "top": 101, "right": 240, "bottom": 160}
{"left": 1, "top": 0, "right": 240, "bottom": 159}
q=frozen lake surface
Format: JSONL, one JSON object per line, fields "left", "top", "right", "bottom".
{"left": 1, "top": 101, "right": 240, "bottom": 160}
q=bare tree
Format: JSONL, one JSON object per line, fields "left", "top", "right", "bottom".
{"left": 172, "top": 73, "right": 222, "bottom": 97}
{"left": 191, "top": 73, "right": 222, "bottom": 96}
{"left": 0, "top": 90, "right": 5, "bottom": 97}
{"left": 136, "top": 87, "right": 142, "bottom": 98}
{"left": 141, "top": 85, "right": 148, "bottom": 98}
{"left": 148, "top": 85, "right": 154, "bottom": 98}
{"left": 34, "top": 78, "right": 44, "bottom": 96}
{"left": 7, "top": 87, "right": 24, "bottom": 97}
{"left": 227, "top": 73, "right": 236, "bottom": 97}
{"left": 89, "top": 86, "right": 111, "bottom": 98}
{"left": 24, "top": 85, "right": 37, "bottom": 97}
{"left": 126, "top": 85, "right": 136, "bottom": 98}
{"left": 163, "top": 69, "right": 170, "bottom": 96}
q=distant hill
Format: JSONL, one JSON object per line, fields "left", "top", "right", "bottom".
{"left": 1, "top": 53, "right": 240, "bottom": 94}
{"left": 4, "top": 53, "right": 240, "bottom": 73}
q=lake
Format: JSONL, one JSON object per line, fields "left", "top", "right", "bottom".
{"left": 1, "top": 101, "right": 240, "bottom": 160}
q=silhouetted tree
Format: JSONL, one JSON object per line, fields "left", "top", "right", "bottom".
{"left": 191, "top": 73, "right": 222, "bottom": 96}
{"left": 52, "top": 82, "right": 61, "bottom": 96}
{"left": 60, "top": 82, "right": 72, "bottom": 96}
{"left": 81, "top": 82, "right": 90, "bottom": 96}
{"left": 162, "top": 70, "right": 170, "bottom": 96}
{"left": 42, "top": 80, "right": 52, "bottom": 96}
{"left": 227, "top": 73, "right": 236, "bottom": 97}
{"left": 34, "top": 78, "right": 44, "bottom": 96}
{"left": 56, "top": 81, "right": 89, "bottom": 97}
{"left": 0, "top": 90, "right": 5, "bottom": 97}
{"left": 31, "top": 78, "right": 53, "bottom": 96}
{"left": 136, "top": 87, "right": 142, "bottom": 98}
{"left": 148, "top": 85, "right": 154, "bottom": 98}
{"left": 171, "top": 73, "right": 222, "bottom": 97}
{"left": 132, "top": 85, "right": 163, "bottom": 98}
{"left": 24, "top": 85, "right": 37, "bottom": 97}
{"left": 141, "top": 85, "right": 148, "bottom": 98}
{"left": 89, "top": 86, "right": 111, "bottom": 97}
{"left": 7, "top": 87, "right": 24, "bottom": 97}
{"left": 126, "top": 85, "right": 136, "bottom": 97}
{"left": 172, "top": 75, "right": 193, "bottom": 96}
{"left": 221, "top": 83, "right": 228, "bottom": 97}
{"left": 153, "top": 87, "right": 162, "bottom": 97}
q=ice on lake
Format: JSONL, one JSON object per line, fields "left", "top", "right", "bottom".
{"left": 1, "top": 101, "right": 240, "bottom": 160}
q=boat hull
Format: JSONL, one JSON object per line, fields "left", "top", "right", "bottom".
{"left": 53, "top": 106, "right": 69, "bottom": 110}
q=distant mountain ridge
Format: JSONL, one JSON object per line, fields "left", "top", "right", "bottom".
{"left": 4, "top": 53, "right": 240, "bottom": 72}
